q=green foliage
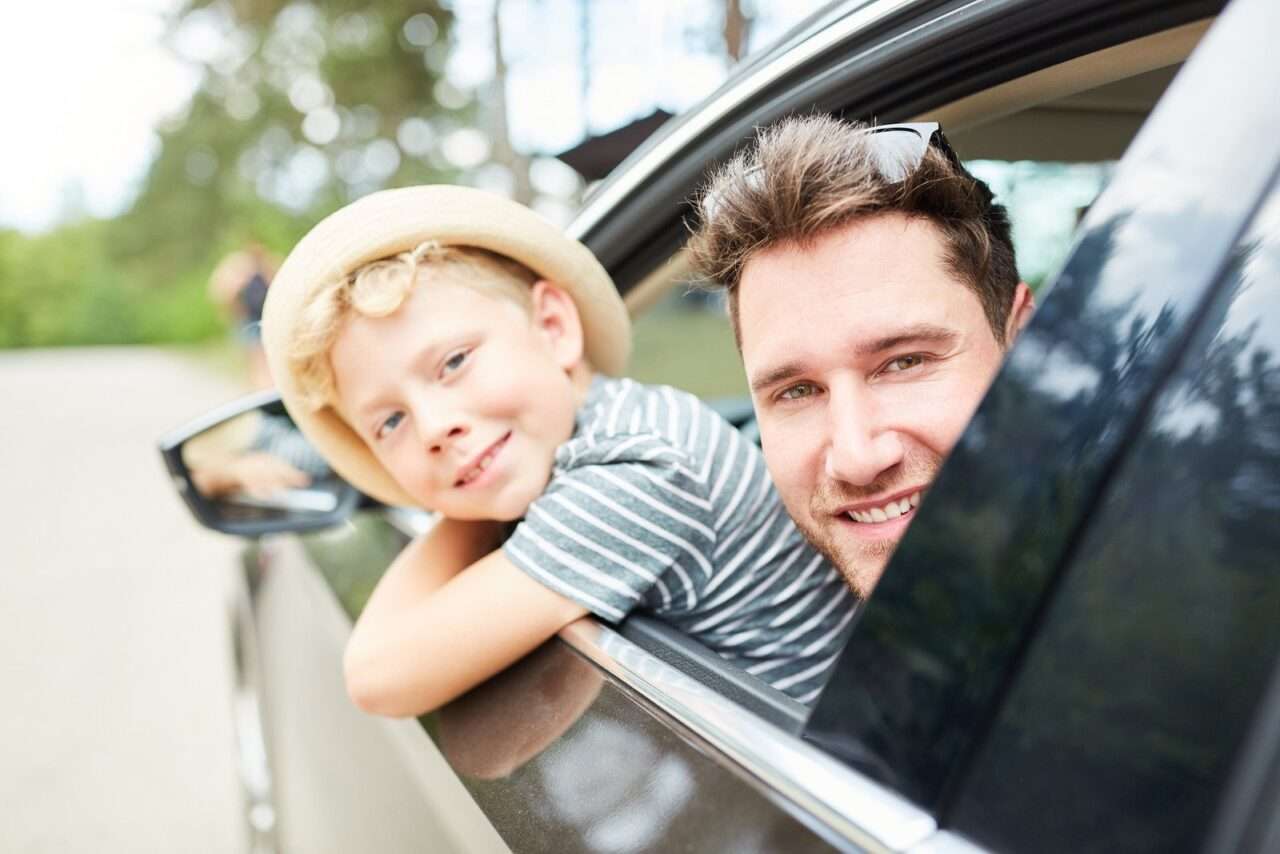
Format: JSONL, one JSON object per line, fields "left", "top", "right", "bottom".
{"left": 0, "top": 220, "right": 225, "bottom": 348}
{"left": 2, "top": 0, "right": 464, "bottom": 348}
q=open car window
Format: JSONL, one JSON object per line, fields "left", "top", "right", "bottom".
{"left": 305, "top": 9, "right": 1231, "bottom": 731}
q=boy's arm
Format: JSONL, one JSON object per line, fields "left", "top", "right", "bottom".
{"left": 344, "top": 521, "right": 588, "bottom": 717}
{"left": 352, "top": 517, "right": 504, "bottom": 634}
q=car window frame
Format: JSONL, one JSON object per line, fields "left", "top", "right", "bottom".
{"left": 568, "top": 0, "right": 1222, "bottom": 294}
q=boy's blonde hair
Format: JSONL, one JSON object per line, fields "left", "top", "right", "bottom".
{"left": 289, "top": 241, "right": 538, "bottom": 410}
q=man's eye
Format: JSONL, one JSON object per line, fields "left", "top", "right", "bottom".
{"left": 441, "top": 348, "right": 470, "bottom": 376}
{"left": 882, "top": 354, "right": 927, "bottom": 373}
{"left": 778, "top": 382, "right": 819, "bottom": 401}
{"left": 375, "top": 411, "right": 404, "bottom": 441}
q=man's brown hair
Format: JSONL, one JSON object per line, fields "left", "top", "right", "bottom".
{"left": 687, "top": 115, "right": 1020, "bottom": 345}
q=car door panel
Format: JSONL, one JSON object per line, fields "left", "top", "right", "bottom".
{"left": 252, "top": 536, "right": 510, "bottom": 854}
{"left": 429, "top": 635, "right": 838, "bottom": 854}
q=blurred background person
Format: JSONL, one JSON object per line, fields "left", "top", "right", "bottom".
{"left": 209, "top": 242, "right": 279, "bottom": 390}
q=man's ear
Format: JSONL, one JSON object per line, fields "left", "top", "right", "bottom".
{"left": 529, "top": 280, "right": 586, "bottom": 371}
{"left": 1004, "top": 281, "right": 1036, "bottom": 345}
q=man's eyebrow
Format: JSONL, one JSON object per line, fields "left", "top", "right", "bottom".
{"left": 859, "top": 324, "right": 960, "bottom": 357}
{"left": 749, "top": 361, "right": 806, "bottom": 395}
{"left": 748, "top": 324, "right": 960, "bottom": 394}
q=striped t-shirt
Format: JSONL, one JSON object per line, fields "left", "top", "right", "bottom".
{"left": 503, "top": 376, "right": 858, "bottom": 705}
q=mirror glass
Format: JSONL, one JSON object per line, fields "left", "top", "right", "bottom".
{"left": 181, "top": 401, "right": 346, "bottom": 526}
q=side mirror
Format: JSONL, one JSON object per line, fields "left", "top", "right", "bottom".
{"left": 158, "top": 390, "right": 362, "bottom": 537}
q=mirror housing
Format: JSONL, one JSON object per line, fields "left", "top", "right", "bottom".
{"left": 158, "top": 390, "right": 364, "bottom": 537}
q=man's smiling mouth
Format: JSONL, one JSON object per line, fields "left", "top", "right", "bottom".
{"left": 845, "top": 491, "right": 922, "bottom": 524}
{"left": 454, "top": 432, "right": 511, "bottom": 487}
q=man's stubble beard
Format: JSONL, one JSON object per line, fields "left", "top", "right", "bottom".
{"left": 794, "top": 449, "right": 942, "bottom": 600}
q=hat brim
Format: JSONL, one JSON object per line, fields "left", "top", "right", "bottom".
{"left": 261, "top": 185, "right": 631, "bottom": 507}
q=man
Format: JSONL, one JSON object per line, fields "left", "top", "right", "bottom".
{"left": 687, "top": 115, "right": 1034, "bottom": 598}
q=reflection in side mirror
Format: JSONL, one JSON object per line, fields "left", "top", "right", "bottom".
{"left": 158, "top": 390, "right": 363, "bottom": 537}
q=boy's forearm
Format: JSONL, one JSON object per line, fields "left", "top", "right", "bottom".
{"left": 343, "top": 549, "right": 588, "bottom": 717}
{"left": 353, "top": 517, "right": 504, "bottom": 631}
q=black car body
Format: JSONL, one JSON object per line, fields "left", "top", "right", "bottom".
{"left": 161, "top": 0, "right": 1280, "bottom": 851}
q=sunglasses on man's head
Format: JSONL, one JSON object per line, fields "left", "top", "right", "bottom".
{"left": 699, "top": 120, "right": 976, "bottom": 222}
{"left": 865, "top": 122, "right": 957, "bottom": 181}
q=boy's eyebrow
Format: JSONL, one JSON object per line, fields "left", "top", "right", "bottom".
{"left": 748, "top": 323, "right": 960, "bottom": 393}
{"left": 340, "top": 329, "right": 468, "bottom": 423}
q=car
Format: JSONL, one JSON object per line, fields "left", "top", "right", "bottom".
{"left": 159, "top": 0, "right": 1280, "bottom": 851}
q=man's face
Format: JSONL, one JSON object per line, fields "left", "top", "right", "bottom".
{"left": 330, "top": 277, "right": 583, "bottom": 521}
{"left": 737, "top": 213, "right": 1031, "bottom": 597}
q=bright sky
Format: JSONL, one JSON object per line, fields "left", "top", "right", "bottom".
{"left": 0, "top": 0, "right": 197, "bottom": 233}
{"left": 0, "top": 1, "right": 819, "bottom": 235}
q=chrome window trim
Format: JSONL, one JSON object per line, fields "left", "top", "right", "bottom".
{"left": 385, "top": 506, "right": 436, "bottom": 538}
{"left": 560, "top": 618, "right": 937, "bottom": 853}
{"left": 565, "top": 0, "right": 973, "bottom": 241}
{"left": 909, "top": 831, "right": 992, "bottom": 853}
{"left": 157, "top": 388, "right": 283, "bottom": 449}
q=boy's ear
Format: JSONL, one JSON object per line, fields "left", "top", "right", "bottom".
{"left": 529, "top": 280, "right": 586, "bottom": 371}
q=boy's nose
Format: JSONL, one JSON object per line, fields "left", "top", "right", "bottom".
{"left": 413, "top": 402, "right": 469, "bottom": 453}
{"left": 426, "top": 424, "right": 468, "bottom": 454}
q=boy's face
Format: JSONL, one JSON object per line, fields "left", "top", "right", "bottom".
{"left": 330, "top": 275, "right": 586, "bottom": 521}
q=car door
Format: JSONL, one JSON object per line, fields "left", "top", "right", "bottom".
{"left": 241, "top": 0, "right": 1280, "bottom": 851}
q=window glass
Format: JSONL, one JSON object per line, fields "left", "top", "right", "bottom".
{"left": 949, "top": 183, "right": 1280, "bottom": 853}
{"left": 969, "top": 160, "right": 1114, "bottom": 289}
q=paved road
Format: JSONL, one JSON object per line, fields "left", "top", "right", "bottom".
{"left": 0, "top": 349, "right": 249, "bottom": 853}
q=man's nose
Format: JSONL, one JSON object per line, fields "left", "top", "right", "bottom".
{"left": 823, "top": 383, "right": 904, "bottom": 486}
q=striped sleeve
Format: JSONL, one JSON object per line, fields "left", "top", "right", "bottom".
{"left": 502, "top": 434, "right": 715, "bottom": 623}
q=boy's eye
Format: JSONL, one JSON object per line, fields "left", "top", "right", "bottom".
{"left": 777, "top": 382, "right": 820, "bottom": 401}
{"left": 375, "top": 411, "right": 404, "bottom": 441}
{"left": 882, "top": 353, "right": 927, "bottom": 374}
{"left": 441, "top": 348, "right": 471, "bottom": 376}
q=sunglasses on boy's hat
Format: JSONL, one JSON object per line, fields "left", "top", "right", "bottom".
{"left": 699, "top": 121, "right": 992, "bottom": 221}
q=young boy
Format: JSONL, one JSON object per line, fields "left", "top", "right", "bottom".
{"left": 261, "top": 185, "right": 856, "bottom": 716}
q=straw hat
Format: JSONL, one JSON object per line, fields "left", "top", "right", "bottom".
{"left": 260, "top": 184, "right": 631, "bottom": 507}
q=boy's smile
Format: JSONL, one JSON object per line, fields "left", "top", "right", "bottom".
{"left": 453, "top": 430, "right": 511, "bottom": 487}
{"left": 329, "top": 275, "right": 589, "bottom": 520}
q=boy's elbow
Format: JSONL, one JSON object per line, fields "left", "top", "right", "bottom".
{"left": 343, "top": 640, "right": 434, "bottom": 718}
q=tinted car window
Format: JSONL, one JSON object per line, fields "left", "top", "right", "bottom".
{"left": 948, "top": 179, "right": 1280, "bottom": 854}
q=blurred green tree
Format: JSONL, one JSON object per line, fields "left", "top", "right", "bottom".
{"left": 114, "top": 0, "right": 468, "bottom": 293}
